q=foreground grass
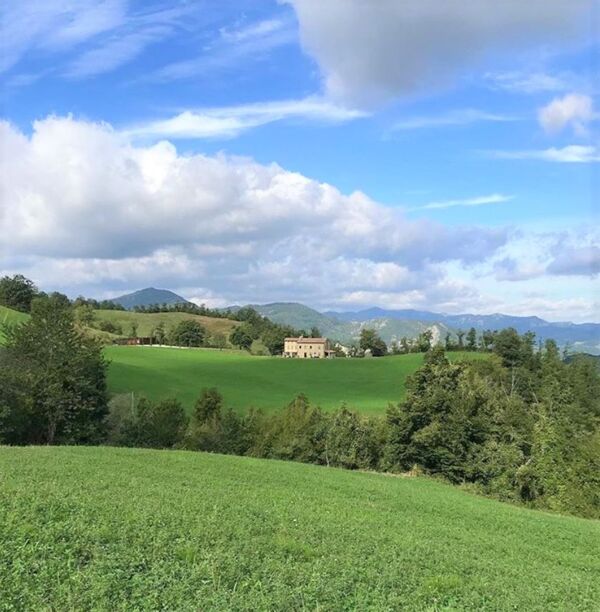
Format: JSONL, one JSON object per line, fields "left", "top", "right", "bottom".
{"left": 0, "top": 446, "right": 598, "bottom": 611}
{"left": 106, "top": 346, "right": 484, "bottom": 413}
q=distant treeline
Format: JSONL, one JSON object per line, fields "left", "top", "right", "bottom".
{"left": 1, "top": 292, "right": 598, "bottom": 519}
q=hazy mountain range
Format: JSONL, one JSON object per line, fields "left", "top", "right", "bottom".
{"left": 108, "top": 290, "right": 600, "bottom": 354}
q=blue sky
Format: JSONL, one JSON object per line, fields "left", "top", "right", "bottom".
{"left": 0, "top": 0, "right": 598, "bottom": 321}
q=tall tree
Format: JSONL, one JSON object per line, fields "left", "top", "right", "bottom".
{"left": 0, "top": 295, "right": 108, "bottom": 445}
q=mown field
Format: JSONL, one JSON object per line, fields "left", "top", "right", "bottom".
{"left": 106, "top": 346, "right": 484, "bottom": 413}
{"left": 93, "top": 309, "right": 239, "bottom": 339}
{"left": 0, "top": 446, "right": 598, "bottom": 610}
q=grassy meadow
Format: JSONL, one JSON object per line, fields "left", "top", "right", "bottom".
{"left": 106, "top": 346, "right": 485, "bottom": 414}
{"left": 1, "top": 446, "right": 598, "bottom": 611}
{"left": 0, "top": 305, "right": 29, "bottom": 342}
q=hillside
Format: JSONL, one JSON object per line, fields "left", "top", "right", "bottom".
{"left": 94, "top": 309, "right": 238, "bottom": 340}
{"left": 0, "top": 305, "right": 29, "bottom": 342}
{"left": 1, "top": 446, "right": 598, "bottom": 610}
{"left": 109, "top": 287, "right": 190, "bottom": 310}
{"left": 106, "top": 347, "right": 484, "bottom": 413}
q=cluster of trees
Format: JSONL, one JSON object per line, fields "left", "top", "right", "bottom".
{"left": 226, "top": 306, "right": 309, "bottom": 354}
{"left": 0, "top": 274, "right": 43, "bottom": 313}
{"left": 0, "top": 294, "right": 108, "bottom": 445}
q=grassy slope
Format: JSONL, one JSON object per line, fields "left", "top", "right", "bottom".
{"left": 93, "top": 309, "right": 239, "bottom": 338}
{"left": 0, "top": 305, "right": 29, "bottom": 342}
{"left": 106, "top": 347, "right": 484, "bottom": 413}
{"left": 0, "top": 446, "right": 598, "bottom": 610}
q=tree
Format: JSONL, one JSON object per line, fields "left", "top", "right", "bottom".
{"left": 0, "top": 274, "right": 38, "bottom": 313}
{"left": 118, "top": 397, "right": 188, "bottom": 448}
{"left": 170, "top": 320, "right": 206, "bottom": 347}
{"left": 359, "top": 328, "right": 387, "bottom": 356}
{"left": 208, "top": 332, "right": 227, "bottom": 349}
{"left": 74, "top": 304, "right": 96, "bottom": 327}
{"left": 152, "top": 322, "right": 167, "bottom": 345}
{"left": 230, "top": 324, "right": 254, "bottom": 351}
{"left": 130, "top": 322, "right": 138, "bottom": 338}
{"left": 310, "top": 326, "right": 321, "bottom": 337}
{"left": 416, "top": 329, "right": 433, "bottom": 352}
{"left": 0, "top": 294, "right": 108, "bottom": 445}
{"left": 456, "top": 329, "right": 465, "bottom": 350}
{"left": 466, "top": 327, "right": 477, "bottom": 351}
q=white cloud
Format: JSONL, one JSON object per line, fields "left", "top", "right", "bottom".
{"left": 286, "top": 0, "right": 591, "bottom": 106}
{"left": 420, "top": 194, "right": 513, "bottom": 211}
{"left": 150, "top": 16, "right": 296, "bottom": 82}
{"left": 493, "top": 145, "right": 600, "bottom": 163}
{"left": 538, "top": 93, "right": 595, "bottom": 135}
{"left": 484, "top": 71, "right": 574, "bottom": 94}
{"left": 392, "top": 109, "right": 517, "bottom": 131}
{"left": 125, "top": 98, "right": 367, "bottom": 140}
{"left": 0, "top": 0, "right": 127, "bottom": 74}
{"left": 0, "top": 115, "right": 510, "bottom": 311}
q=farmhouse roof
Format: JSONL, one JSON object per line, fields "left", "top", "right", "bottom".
{"left": 285, "top": 336, "right": 327, "bottom": 344}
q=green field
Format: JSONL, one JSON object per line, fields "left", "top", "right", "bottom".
{"left": 106, "top": 346, "right": 483, "bottom": 413}
{"left": 1, "top": 446, "right": 598, "bottom": 610}
{"left": 0, "top": 305, "right": 29, "bottom": 342}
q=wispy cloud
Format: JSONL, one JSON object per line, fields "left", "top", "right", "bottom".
{"left": 0, "top": 0, "right": 127, "bottom": 74}
{"left": 492, "top": 145, "right": 600, "bottom": 163}
{"left": 150, "top": 17, "right": 296, "bottom": 82}
{"left": 125, "top": 98, "right": 367, "bottom": 140}
{"left": 392, "top": 109, "right": 517, "bottom": 131}
{"left": 418, "top": 194, "right": 514, "bottom": 211}
{"left": 484, "top": 71, "right": 574, "bottom": 94}
{"left": 64, "top": 27, "right": 170, "bottom": 78}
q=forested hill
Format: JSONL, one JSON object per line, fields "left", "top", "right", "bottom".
{"left": 109, "top": 288, "right": 191, "bottom": 310}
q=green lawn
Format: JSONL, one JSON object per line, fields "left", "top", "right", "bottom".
{"left": 106, "top": 346, "right": 483, "bottom": 413}
{"left": 0, "top": 446, "right": 598, "bottom": 610}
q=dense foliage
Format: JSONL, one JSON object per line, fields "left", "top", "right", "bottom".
{"left": 0, "top": 274, "right": 39, "bottom": 313}
{"left": 0, "top": 294, "right": 109, "bottom": 444}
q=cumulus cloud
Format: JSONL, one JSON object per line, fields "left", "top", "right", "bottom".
{"left": 547, "top": 246, "right": 600, "bottom": 276}
{"left": 538, "top": 93, "right": 595, "bottom": 135}
{"left": 287, "top": 0, "right": 590, "bottom": 106}
{"left": 0, "top": 115, "right": 510, "bottom": 309}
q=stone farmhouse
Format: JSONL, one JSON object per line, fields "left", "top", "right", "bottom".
{"left": 283, "top": 336, "right": 334, "bottom": 358}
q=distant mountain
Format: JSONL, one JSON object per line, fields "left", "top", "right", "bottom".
{"left": 243, "top": 302, "right": 599, "bottom": 354}
{"left": 246, "top": 303, "right": 453, "bottom": 347}
{"left": 327, "top": 307, "right": 600, "bottom": 353}
{"left": 109, "top": 288, "right": 191, "bottom": 310}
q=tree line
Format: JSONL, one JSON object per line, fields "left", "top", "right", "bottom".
{"left": 1, "top": 293, "right": 598, "bottom": 519}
